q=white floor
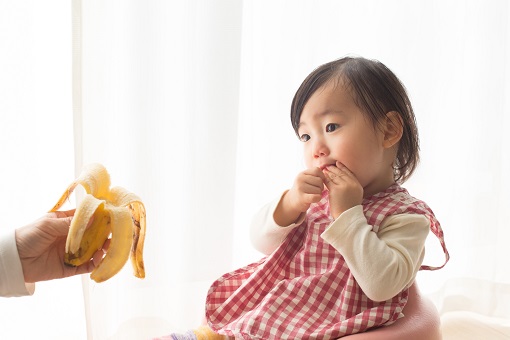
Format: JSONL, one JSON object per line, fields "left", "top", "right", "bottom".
{"left": 441, "top": 311, "right": 510, "bottom": 340}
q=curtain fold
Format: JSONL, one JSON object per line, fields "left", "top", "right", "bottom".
{"left": 73, "top": 0, "right": 243, "bottom": 338}
{"left": 74, "top": 1, "right": 510, "bottom": 339}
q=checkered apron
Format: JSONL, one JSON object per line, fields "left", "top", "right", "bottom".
{"left": 205, "top": 184, "right": 449, "bottom": 339}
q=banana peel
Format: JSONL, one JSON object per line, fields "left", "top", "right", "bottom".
{"left": 50, "top": 163, "right": 146, "bottom": 283}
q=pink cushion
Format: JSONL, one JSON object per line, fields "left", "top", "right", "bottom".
{"left": 345, "top": 282, "right": 442, "bottom": 340}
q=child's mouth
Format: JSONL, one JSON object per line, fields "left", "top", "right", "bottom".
{"left": 320, "top": 163, "right": 336, "bottom": 170}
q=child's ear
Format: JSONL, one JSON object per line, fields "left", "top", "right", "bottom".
{"left": 382, "top": 111, "right": 403, "bottom": 148}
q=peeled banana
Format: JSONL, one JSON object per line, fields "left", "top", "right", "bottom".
{"left": 50, "top": 163, "right": 146, "bottom": 283}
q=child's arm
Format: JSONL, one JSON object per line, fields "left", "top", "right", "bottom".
{"left": 250, "top": 168, "right": 325, "bottom": 255}
{"left": 321, "top": 208, "right": 429, "bottom": 302}
{"left": 249, "top": 191, "right": 306, "bottom": 255}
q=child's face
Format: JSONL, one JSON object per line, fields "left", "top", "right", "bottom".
{"left": 297, "top": 81, "right": 393, "bottom": 196}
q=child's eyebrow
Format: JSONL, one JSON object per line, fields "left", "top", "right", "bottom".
{"left": 298, "top": 110, "right": 345, "bottom": 129}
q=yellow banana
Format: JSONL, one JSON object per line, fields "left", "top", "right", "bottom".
{"left": 50, "top": 163, "right": 146, "bottom": 282}
{"left": 50, "top": 163, "right": 111, "bottom": 212}
{"left": 193, "top": 326, "right": 225, "bottom": 340}
{"left": 90, "top": 205, "right": 133, "bottom": 283}
{"left": 64, "top": 194, "right": 111, "bottom": 266}
{"left": 109, "top": 186, "right": 146, "bottom": 278}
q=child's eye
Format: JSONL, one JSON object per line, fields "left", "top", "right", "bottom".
{"left": 299, "top": 134, "right": 310, "bottom": 142}
{"left": 326, "top": 123, "right": 340, "bottom": 132}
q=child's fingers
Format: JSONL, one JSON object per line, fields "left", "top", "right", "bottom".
{"left": 302, "top": 181, "right": 323, "bottom": 196}
{"left": 296, "top": 169, "right": 325, "bottom": 190}
{"left": 303, "top": 192, "right": 323, "bottom": 204}
{"left": 291, "top": 169, "right": 325, "bottom": 207}
{"left": 323, "top": 166, "right": 343, "bottom": 184}
{"left": 311, "top": 167, "right": 327, "bottom": 181}
{"left": 305, "top": 173, "right": 325, "bottom": 189}
{"left": 335, "top": 161, "right": 357, "bottom": 176}
{"left": 324, "top": 163, "right": 355, "bottom": 183}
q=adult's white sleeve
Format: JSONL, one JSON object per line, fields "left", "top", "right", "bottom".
{"left": 321, "top": 205, "right": 429, "bottom": 302}
{"left": 0, "top": 230, "right": 35, "bottom": 297}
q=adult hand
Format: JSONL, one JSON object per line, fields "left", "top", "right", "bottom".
{"left": 15, "top": 210, "right": 105, "bottom": 283}
{"left": 323, "top": 162, "right": 363, "bottom": 219}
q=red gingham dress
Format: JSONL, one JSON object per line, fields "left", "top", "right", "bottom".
{"left": 205, "top": 184, "right": 449, "bottom": 339}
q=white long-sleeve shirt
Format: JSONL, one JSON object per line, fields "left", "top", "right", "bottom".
{"left": 250, "top": 194, "right": 429, "bottom": 302}
{"left": 0, "top": 230, "right": 34, "bottom": 297}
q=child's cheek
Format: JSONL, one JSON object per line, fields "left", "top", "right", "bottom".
{"left": 303, "top": 146, "right": 315, "bottom": 169}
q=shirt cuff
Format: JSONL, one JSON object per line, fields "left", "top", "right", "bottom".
{"left": 321, "top": 205, "right": 365, "bottom": 242}
{"left": 0, "top": 230, "right": 35, "bottom": 297}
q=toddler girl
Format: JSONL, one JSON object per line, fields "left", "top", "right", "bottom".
{"left": 163, "top": 56, "right": 449, "bottom": 339}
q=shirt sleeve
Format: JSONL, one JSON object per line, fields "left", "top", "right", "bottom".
{"left": 321, "top": 205, "right": 429, "bottom": 302}
{"left": 250, "top": 192, "right": 306, "bottom": 255}
{"left": 0, "top": 230, "right": 35, "bottom": 297}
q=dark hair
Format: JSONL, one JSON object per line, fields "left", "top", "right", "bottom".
{"left": 290, "top": 56, "right": 419, "bottom": 183}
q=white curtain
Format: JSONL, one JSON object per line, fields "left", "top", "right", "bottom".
{"left": 75, "top": 0, "right": 244, "bottom": 338}
{"left": 2, "top": 0, "right": 508, "bottom": 339}
{"left": 75, "top": 1, "right": 510, "bottom": 339}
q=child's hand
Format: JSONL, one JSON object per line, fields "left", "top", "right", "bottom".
{"left": 323, "top": 162, "right": 363, "bottom": 219}
{"left": 274, "top": 168, "right": 325, "bottom": 226}
{"left": 287, "top": 167, "right": 326, "bottom": 213}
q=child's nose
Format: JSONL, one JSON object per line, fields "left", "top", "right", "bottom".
{"left": 313, "top": 138, "right": 329, "bottom": 159}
